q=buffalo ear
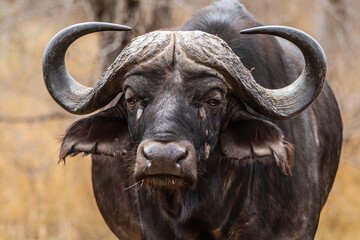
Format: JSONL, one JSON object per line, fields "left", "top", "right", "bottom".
{"left": 60, "top": 108, "right": 130, "bottom": 161}
{"left": 220, "top": 119, "right": 294, "bottom": 175}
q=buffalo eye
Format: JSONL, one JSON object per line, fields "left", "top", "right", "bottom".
{"left": 124, "top": 87, "right": 140, "bottom": 110}
{"left": 206, "top": 99, "right": 219, "bottom": 108}
{"left": 126, "top": 97, "right": 137, "bottom": 106}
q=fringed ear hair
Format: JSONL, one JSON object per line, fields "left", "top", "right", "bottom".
{"left": 220, "top": 118, "right": 294, "bottom": 175}
{"left": 60, "top": 108, "right": 130, "bottom": 162}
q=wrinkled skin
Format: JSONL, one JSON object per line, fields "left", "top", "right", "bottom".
{"left": 59, "top": 1, "right": 342, "bottom": 239}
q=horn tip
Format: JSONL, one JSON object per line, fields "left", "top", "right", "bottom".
{"left": 240, "top": 27, "right": 262, "bottom": 34}
{"left": 118, "top": 25, "right": 132, "bottom": 31}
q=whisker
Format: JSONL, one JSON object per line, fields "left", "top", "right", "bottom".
{"left": 119, "top": 175, "right": 133, "bottom": 187}
{"left": 124, "top": 180, "right": 143, "bottom": 191}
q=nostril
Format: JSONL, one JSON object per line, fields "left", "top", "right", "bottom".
{"left": 142, "top": 149, "right": 152, "bottom": 167}
{"left": 176, "top": 150, "right": 188, "bottom": 165}
{"left": 142, "top": 148, "right": 149, "bottom": 159}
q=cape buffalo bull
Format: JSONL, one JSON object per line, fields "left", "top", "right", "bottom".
{"left": 43, "top": 0, "right": 342, "bottom": 239}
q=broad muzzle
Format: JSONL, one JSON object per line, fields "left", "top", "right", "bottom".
{"left": 135, "top": 141, "right": 197, "bottom": 189}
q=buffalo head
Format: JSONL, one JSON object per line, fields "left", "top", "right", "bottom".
{"left": 43, "top": 23, "right": 325, "bottom": 193}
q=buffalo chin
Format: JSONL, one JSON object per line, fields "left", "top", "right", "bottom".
{"left": 141, "top": 174, "right": 195, "bottom": 217}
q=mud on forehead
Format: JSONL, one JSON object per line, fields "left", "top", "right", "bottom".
{"left": 113, "top": 31, "right": 238, "bottom": 80}
{"left": 98, "top": 30, "right": 254, "bottom": 101}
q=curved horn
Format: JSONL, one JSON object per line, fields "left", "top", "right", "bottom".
{"left": 239, "top": 26, "right": 326, "bottom": 119}
{"left": 43, "top": 22, "right": 131, "bottom": 114}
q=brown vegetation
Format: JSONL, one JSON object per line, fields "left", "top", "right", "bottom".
{"left": 0, "top": 0, "right": 359, "bottom": 239}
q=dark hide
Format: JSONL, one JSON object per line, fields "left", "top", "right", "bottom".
{"left": 61, "top": 0, "right": 342, "bottom": 239}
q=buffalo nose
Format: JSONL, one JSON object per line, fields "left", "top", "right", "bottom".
{"left": 136, "top": 141, "right": 195, "bottom": 177}
{"left": 143, "top": 143, "right": 187, "bottom": 166}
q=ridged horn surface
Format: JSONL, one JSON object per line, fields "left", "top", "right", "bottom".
{"left": 239, "top": 26, "right": 326, "bottom": 119}
{"left": 43, "top": 22, "right": 131, "bottom": 114}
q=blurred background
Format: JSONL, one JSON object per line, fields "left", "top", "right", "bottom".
{"left": 0, "top": 0, "right": 359, "bottom": 239}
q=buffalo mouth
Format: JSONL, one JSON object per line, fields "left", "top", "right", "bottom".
{"left": 138, "top": 174, "right": 195, "bottom": 190}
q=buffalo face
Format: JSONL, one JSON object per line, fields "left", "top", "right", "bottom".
{"left": 123, "top": 63, "right": 228, "bottom": 189}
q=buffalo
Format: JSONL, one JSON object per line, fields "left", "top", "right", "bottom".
{"left": 43, "top": 0, "right": 342, "bottom": 239}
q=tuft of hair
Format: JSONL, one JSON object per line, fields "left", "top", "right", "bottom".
{"left": 280, "top": 140, "right": 294, "bottom": 176}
